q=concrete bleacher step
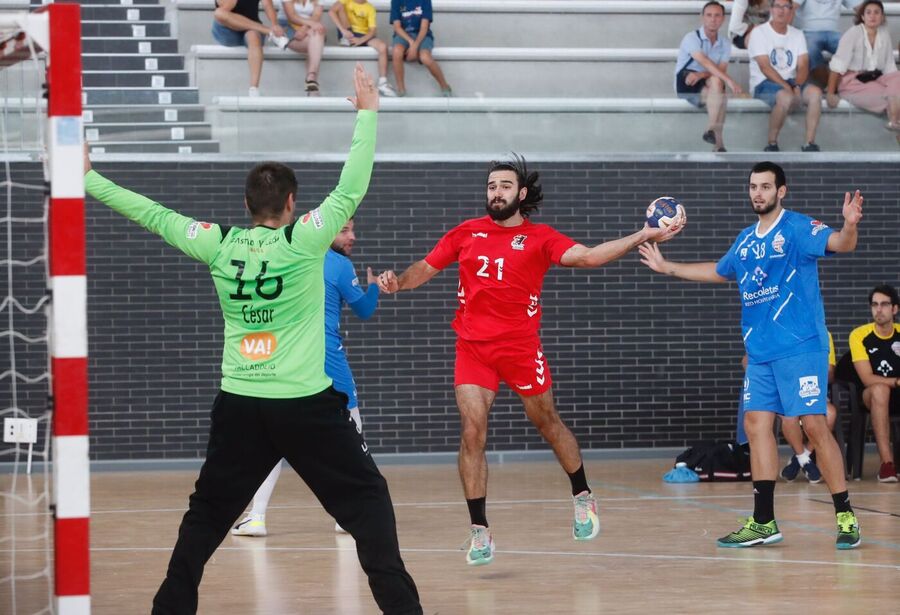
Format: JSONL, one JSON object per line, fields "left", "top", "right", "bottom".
{"left": 189, "top": 46, "right": 753, "bottom": 100}
{"left": 83, "top": 37, "right": 179, "bottom": 54}
{"left": 85, "top": 86, "right": 200, "bottom": 106}
{"left": 83, "top": 53, "right": 185, "bottom": 72}
{"left": 84, "top": 70, "right": 191, "bottom": 88}
{"left": 82, "top": 20, "right": 171, "bottom": 38}
{"left": 87, "top": 140, "right": 221, "bottom": 154}
{"left": 207, "top": 96, "right": 900, "bottom": 155}
{"left": 84, "top": 105, "right": 207, "bottom": 124}
{"left": 85, "top": 122, "right": 213, "bottom": 142}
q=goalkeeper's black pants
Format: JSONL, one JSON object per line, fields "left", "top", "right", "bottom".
{"left": 151, "top": 387, "right": 422, "bottom": 615}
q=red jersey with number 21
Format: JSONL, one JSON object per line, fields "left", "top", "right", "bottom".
{"left": 425, "top": 216, "right": 577, "bottom": 342}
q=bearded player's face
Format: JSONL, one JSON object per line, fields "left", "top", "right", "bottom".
{"left": 486, "top": 170, "right": 523, "bottom": 221}
{"left": 748, "top": 171, "right": 783, "bottom": 216}
{"left": 331, "top": 219, "right": 355, "bottom": 256}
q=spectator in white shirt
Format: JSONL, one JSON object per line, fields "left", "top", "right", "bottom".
{"left": 826, "top": 0, "right": 900, "bottom": 143}
{"left": 749, "top": 0, "right": 824, "bottom": 151}
{"left": 279, "top": 0, "right": 326, "bottom": 95}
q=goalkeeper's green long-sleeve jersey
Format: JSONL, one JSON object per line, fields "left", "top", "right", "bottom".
{"left": 84, "top": 111, "right": 377, "bottom": 399}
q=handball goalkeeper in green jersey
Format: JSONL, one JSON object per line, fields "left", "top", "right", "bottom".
{"left": 84, "top": 65, "right": 422, "bottom": 615}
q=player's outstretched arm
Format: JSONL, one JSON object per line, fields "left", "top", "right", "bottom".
{"left": 308, "top": 65, "right": 380, "bottom": 252}
{"left": 83, "top": 145, "right": 221, "bottom": 264}
{"left": 559, "top": 221, "right": 683, "bottom": 268}
{"left": 825, "top": 190, "right": 863, "bottom": 253}
{"left": 638, "top": 242, "right": 726, "bottom": 282}
{"left": 377, "top": 260, "right": 439, "bottom": 293}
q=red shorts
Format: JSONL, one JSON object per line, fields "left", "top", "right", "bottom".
{"left": 454, "top": 336, "right": 552, "bottom": 396}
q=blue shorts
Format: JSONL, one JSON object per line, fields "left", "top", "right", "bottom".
{"left": 675, "top": 68, "right": 707, "bottom": 108}
{"left": 804, "top": 30, "right": 841, "bottom": 70}
{"left": 392, "top": 33, "right": 434, "bottom": 51}
{"left": 212, "top": 20, "right": 263, "bottom": 47}
{"left": 337, "top": 29, "right": 368, "bottom": 40}
{"left": 743, "top": 351, "right": 829, "bottom": 417}
{"left": 278, "top": 19, "right": 300, "bottom": 40}
{"left": 753, "top": 78, "right": 814, "bottom": 108}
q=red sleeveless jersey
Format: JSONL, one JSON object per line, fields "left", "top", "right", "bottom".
{"left": 425, "top": 216, "right": 577, "bottom": 341}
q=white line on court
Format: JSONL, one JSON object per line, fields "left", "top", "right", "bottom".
{"left": 2, "top": 545, "right": 897, "bottom": 571}
{"left": 1, "top": 491, "right": 897, "bottom": 517}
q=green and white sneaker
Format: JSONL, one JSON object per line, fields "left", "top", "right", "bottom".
{"left": 717, "top": 517, "right": 782, "bottom": 548}
{"left": 466, "top": 525, "right": 495, "bottom": 566}
{"left": 573, "top": 490, "right": 599, "bottom": 541}
{"left": 231, "top": 513, "right": 267, "bottom": 537}
{"left": 835, "top": 511, "right": 861, "bottom": 550}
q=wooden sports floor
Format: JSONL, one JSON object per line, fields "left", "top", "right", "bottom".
{"left": 3, "top": 456, "right": 899, "bottom": 614}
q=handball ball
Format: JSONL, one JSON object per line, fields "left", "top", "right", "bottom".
{"left": 646, "top": 196, "right": 685, "bottom": 229}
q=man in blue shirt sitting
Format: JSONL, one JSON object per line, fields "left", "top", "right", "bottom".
{"left": 640, "top": 161, "right": 864, "bottom": 550}
{"left": 232, "top": 217, "right": 380, "bottom": 536}
{"left": 674, "top": 1, "right": 744, "bottom": 152}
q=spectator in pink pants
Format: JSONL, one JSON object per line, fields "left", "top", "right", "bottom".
{"left": 826, "top": 0, "right": 900, "bottom": 144}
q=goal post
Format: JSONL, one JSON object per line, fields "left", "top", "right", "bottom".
{"left": 2, "top": 4, "right": 89, "bottom": 613}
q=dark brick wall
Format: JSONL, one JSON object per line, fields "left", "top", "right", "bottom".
{"left": 4, "top": 161, "right": 898, "bottom": 459}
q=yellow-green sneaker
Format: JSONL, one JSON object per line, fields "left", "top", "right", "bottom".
{"left": 465, "top": 525, "right": 494, "bottom": 566}
{"left": 717, "top": 516, "right": 782, "bottom": 548}
{"left": 835, "top": 511, "right": 860, "bottom": 550}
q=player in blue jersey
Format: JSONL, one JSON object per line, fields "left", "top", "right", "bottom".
{"left": 232, "top": 217, "right": 379, "bottom": 536}
{"left": 639, "top": 161, "right": 863, "bottom": 550}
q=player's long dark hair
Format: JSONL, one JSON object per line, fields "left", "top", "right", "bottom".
{"left": 245, "top": 162, "right": 298, "bottom": 219}
{"left": 488, "top": 153, "right": 543, "bottom": 218}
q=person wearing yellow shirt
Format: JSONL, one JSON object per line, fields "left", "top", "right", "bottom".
{"left": 849, "top": 284, "right": 900, "bottom": 482}
{"left": 329, "top": 0, "right": 398, "bottom": 96}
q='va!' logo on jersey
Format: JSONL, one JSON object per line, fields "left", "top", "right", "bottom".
{"left": 772, "top": 231, "right": 785, "bottom": 254}
{"left": 891, "top": 341, "right": 900, "bottom": 357}
{"left": 511, "top": 234, "right": 527, "bottom": 250}
{"left": 751, "top": 266, "right": 767, "bottom": 287}
{"left": 798, "top": 375, "right": 820, "bottom": 398}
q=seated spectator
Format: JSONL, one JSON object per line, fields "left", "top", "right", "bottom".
{"left": 780, "top": 332, "right": 838, "bottom": 483}
{"left": 826, "top": 0, "right": 900, "bottom": 146}
{"left": 794, "top": 0, "right": 863, "bottom": 87}
{"left": 849, "top": 284, "right": 900, "bottom": 483}
{"left": 749, "top": 0, "right": 823, "bottom": 152}
{"left": 213, "top": 0, "right": 289, "bottom": 97}
{"left": 329, "top": 0, "right": 397, "bottom": 96}
{"left": 728, "top": 0, "right": 771, "bottom": 50}
{"left": 390, "top": 0, "right": 452, "bottom": 97}
{"left": 674, "top": 1, "right": 743, "bottom": 152}
{"left": 278, "top": 0, "right": 326, "bottom": 95}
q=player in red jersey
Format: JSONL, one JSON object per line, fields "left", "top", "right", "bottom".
{"left": 377, "top": 154, "right": 683, "bottom": 566}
